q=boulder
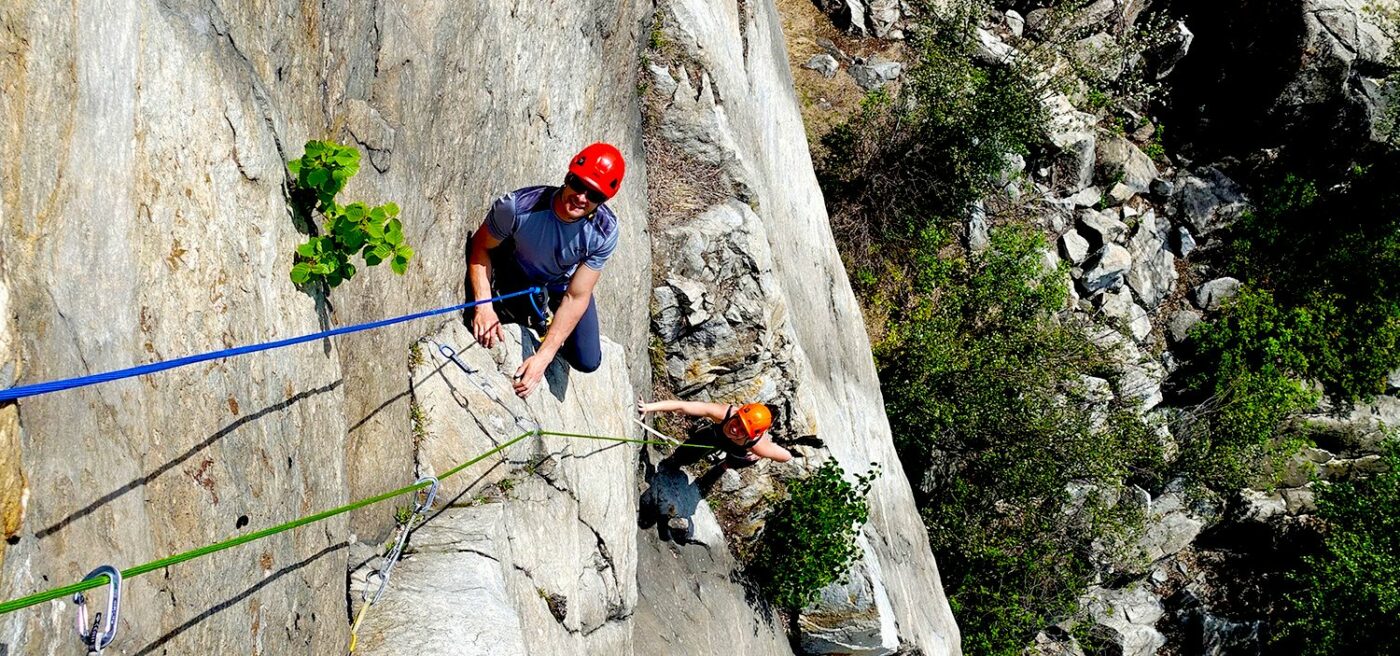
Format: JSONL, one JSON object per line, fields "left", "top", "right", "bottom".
{"left": 1174, "top": 225, "right": 1197, "bottom": 258}
{"left": 1005, "top": 10, "right": 1026, "bottom": 37}
{"left": 967, "top": 202, "right": 990, "bottom": 252}
{"left": 1174, "top": 167, "right": 1250, "bottom": 236}
{"left": 1080, "top": 585, "right": 1167, "bottom": 656}
{"left": 1125, "top": 210, "right": 1178, "bottom": 308}
{"left": 1097, "top": 134, "right": 1160, "bottom": 195}
{"left": 1168, "top": 309, "right": 1203, "bottom": 344}
{"left": 1154, "top": 20, "right": 1194, "bottom": 79}
{"left": 1045, "top": 94, "right": 1099, "bottom": 192}
{"left": 1078, "top": 208, "right": 1129, "bottom": 247}
{"left": 1117, "top": 360, "right": 1165, "bottom": 410}
{"left": 1195, "top": 277, "right": 1243, "bottom": 311}
{"left": 804, "top": 54, "right": 840, "bottom": 78}
{"left": 849, "top": 57, "right": 902, "bottom": 90}
{"left": 1060, "top": 230, "right": 1092, "bottom": 265}
{"left": 1081, "top": 244, "right": 1133, "bottom": 294}
{"left": 1098, "top": 287, "right": 1153, "bottom": 342}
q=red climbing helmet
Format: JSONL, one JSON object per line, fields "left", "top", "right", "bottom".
{"left": 567, "top": 143, "right": 626, "bottom": 201}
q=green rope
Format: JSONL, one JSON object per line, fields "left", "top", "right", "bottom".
{"left": 0, "top": 430, "right": 530, "bottom": 614}
{"left": 539, "top": 429, "right": 712, "bottom": 449}
{"left": 0, "top": 427, "right": 703, "bottom": 616}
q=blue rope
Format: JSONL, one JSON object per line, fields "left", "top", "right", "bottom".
{"left": 0, "top": 287, "right": 541, "bottom": 402}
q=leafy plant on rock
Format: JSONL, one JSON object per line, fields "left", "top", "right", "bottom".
{"left": 287, "top": 140, "right": 414, "bottom": 288}
{"left": 750, "top": 461, "right": 878, "bottom": 610}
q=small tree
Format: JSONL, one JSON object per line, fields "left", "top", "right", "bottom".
{"left": 287, "top": 140, "right": 414, "bottom": 288}
{"left": 751, "top": 461, "right": 878, "bottom": 610}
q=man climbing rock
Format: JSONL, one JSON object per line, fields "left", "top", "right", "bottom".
{"left": 468, "top": 143, "right": 625, "bottom": 398}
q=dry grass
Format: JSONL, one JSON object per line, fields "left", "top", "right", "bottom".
{"left": 772, "top": 0, "right": 907, "bottom": 156}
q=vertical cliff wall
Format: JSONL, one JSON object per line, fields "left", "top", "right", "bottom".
{"left": 0, "top": 1, "right": 956, "bottom": 654}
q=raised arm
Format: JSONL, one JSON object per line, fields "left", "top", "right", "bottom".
{"left": 637, "top": 398, "right": 733, "bottom": 423}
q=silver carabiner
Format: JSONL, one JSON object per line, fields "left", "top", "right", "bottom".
{"left": 412, "top": 476, "right": 440, "bottom": 517}
{"left": 72, "top": 565, "right": 121, "bottom": 653}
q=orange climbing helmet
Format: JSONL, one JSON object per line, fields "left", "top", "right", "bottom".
{"left": 734, "top": 403, "right": 773, "bottom": 440}
{"left": 567, "top": 143, "right": 626, "bottom": 201}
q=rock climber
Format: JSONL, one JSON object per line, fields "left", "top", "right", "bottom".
{"left": 636, "top": 398, "right": 794, "bottom": 467}
{"left": 467, "top": 143, "right": 626, "bottom": 398}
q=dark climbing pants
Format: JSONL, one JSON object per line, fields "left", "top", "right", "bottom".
{"left": 476, "top": 247, "right": 603, "bottom": 373}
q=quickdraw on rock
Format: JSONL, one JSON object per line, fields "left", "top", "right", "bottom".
{"left": 72, "top": 565, "right": 121, "bottom": 655}
{"left": 437, "top": 342, "right": 541, "bottom": 436}
{"left": 348, "top": 476, "right": 440, "bottom": 654}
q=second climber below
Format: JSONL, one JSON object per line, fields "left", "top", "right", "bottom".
{"left": 468, "top": 143, "right": 626, "bottom": 398}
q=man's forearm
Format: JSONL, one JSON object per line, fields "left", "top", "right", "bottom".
{"left": 538, "top": 292, "right": 589, "bottom": 356}
{"left": 468, "top": 240, "right": 495, "bottom": 303}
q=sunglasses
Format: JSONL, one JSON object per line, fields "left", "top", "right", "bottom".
{"left": 564, "top": 173, "right": 608, "bottom": 204}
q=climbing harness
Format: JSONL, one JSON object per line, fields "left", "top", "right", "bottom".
{"left": 347, "top": 476, "right": 439, "bottom": 653}
{"left": 72, "top": 565, "right": 121, "bottom": 655}
{"left": 0, "top": 288, "right": 542, "bottom": 402}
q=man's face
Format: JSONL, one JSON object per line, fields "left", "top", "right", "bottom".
{"left": 560, "top": 174, "right": 604, "bottom": 219}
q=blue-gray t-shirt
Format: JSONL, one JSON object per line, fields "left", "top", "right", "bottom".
{"left": 484, "top": 185, "right": 620, "bottom": 285}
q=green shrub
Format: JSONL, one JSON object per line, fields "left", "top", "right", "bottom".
{"left": 1180, "top": 288, "right": 1322, "bottom": 487}
{"left": 287, "top": 140, "right": 414, "bottom": 288}
{"left": 751, "top": 461, "right": 878, "bottom": 609}
{"left": 882, "top": 226, "right": 1162, "bottom": 654}
{"left": 1277, "top": 442, "right": 1400, "bottom": 654}
{"left": 1217, "top": 166, "right": 1400, "bottom": 402}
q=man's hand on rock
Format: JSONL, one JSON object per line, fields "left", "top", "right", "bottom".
{"left": 513, "top": 352, "right": 551, "bottom": 398}
{"left": 472, "top": 305, "right": 504, "bottom": 348}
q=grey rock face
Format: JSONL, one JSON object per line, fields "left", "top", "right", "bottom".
{"left": 648, "top": 63, "right": 680, "bottom": 98}
{"left": 804, "top": 54, "right": 840, "bottom": 78}
{"left": 1125, "top": 211, "right": 1178, "bottom": 308}
{"left": 1080, "top": 585, "right": 1167, "bottom": 656}
{"left": 1, "top": 0, "right": 654, "bottom": 651}
{"left": 1097, "top": 134, "right": 1160, "bottom": 195}
{"left": 1175, "top": 167, "right": 1250, "bottom": 236}
{"left": 648, "top": 1, "right": 960, "bottom": 652}
{"left": 1168, "top": 309, "right": 1203, "bottom": 344}
{"left": 849, "top": 58, "right": 903, "bottom": 90}
{"left": 402, "top": 322, "right": 640, "bottom": 654}
{"left": 1060, "top": 230, "right": 1092, "bottom": 265}
{"left": 354, "top": 507, "right": 529, "bottom": 656}
{"left": 1195, "top": 277, "right": 1243, "bottom": 311}
{"left": 1082, "top": 244, "right": 1134, "bottom": 294}
{"left": 651, "top": 200, "right": 817, "bottom": 435}
{"left": 799, "top": 534, "right": 900, "bottom": 655}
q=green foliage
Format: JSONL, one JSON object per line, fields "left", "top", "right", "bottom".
{"left": 818, "top": 0, "right": 1046, "bottom": 278}
{"left": 751, "top": 461, "right": 878, "bottom": 609}
{"left": 881, "top": 225, "right": 1162, "bottom": 654}
{"left": 1276, "top": 442, "right": 1400, "bottom": 654}
{"left": 1215, "top": 166, "right": 1400, "bottom": 402}
{"left": 287, "top": 140, "right": 414, "bottom": 288}
{"left": 1181, "top": 288, "right": 1323, "bottom": 487}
